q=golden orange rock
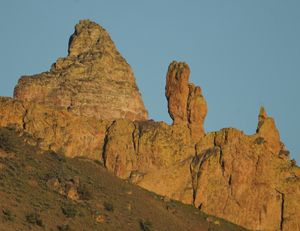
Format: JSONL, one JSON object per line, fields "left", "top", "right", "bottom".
{"left": 187, "top": 84, "right": 207, "bottom": 141}
{"left": 165, "top": 61, "right": 207, "bottom": 141}
{"left": 14, "top": 20, "right": 148, "bottom": 121}
{"left": 166, "top": 61, "right": 190, "bottom": 124}
{"left": 257, "top": 106, "right": 281, "bottom": 154}
{"left": 0, "top": 96, "right": 298, "bottom": 230}
{"left": 0, "top": 20, "right": 299, "bottom": 230}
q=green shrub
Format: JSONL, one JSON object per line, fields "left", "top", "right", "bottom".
{"left": 61, "top": 205, "right": 77, "bottom": 218}
{"left": 103, "top": 201, "right": 114, "bottom": 212}
{"left": 139, "top": 219, "right": 152, "bottom": 231}
{"left": 46, "top": 150, "right": 66, "bottom": 162}
{"left": 94, "top": 160, "right": 103, "bottom": 166}
{"left": 78, "top": 184, "right": 92, "bottom": 200}
{"left": 57, "top": 224, "right": 72, "bottom": 231}
{"left": 2, "top": 209, "right": 14, "bottom": 221}
{"left": 254, "top": 137, "right": 265, "bottom": 145}
{"left": 26, "top": 213, "right": 43, "bottom": 227}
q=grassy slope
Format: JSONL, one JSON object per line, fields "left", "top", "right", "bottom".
{"left": 0, "top": 127, "right": 247, "bottom": 231}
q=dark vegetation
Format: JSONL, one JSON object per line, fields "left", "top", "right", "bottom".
{"left": 61, "top": 204, "right": 77, "bottom": 218}
{"left": 25, "top": 213, "right": 43, "bottom": 227}
{"left": 103, "top": 201, "right": 114, "bottom": 212}
{"left": 0, "top": 126, "right": 248, "bottom": 231}
{"left": 139, "top": 219, "right": 153, "bottom": 231}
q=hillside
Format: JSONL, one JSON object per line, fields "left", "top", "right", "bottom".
{"left": 0, "top": 127, "right": 246, "bottom": 231}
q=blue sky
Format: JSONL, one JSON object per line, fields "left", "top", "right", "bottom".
{"left": 0, "top": 0, "right": 299, "bottom": 163}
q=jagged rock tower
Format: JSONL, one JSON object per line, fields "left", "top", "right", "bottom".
{"left": 165, "top": 61, "right": 207, "bottom": 141}
{"left": 14, "top": 20, "right": 148, "bottom": 121}
{"left": 256, "top": 106, "right": 281, "bottom": 153}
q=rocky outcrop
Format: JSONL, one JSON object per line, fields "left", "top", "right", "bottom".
{"left": 166, "top": 62, "right": 190, "bottom": 124}
{"left": 165, "top": 61, "right": 207, "bottom": 141}
{"left": 0, "top": 96, "right": 194, "bottom": 179}
{"left": 14, "top": 20, "right": 148, "bottom": 121}
{"left": 191, "top": 126, "right": 298, "bottom": 231}
{"left": 0, "top": 96, "right": 299, "bottom": 231}
{"left": 0, "top": 97, "right": 110, "bottom": 160}
{"left": 257, "top": 106, "right": 282, "bottom": 154}
{"left": 1, "top": 20, "right": 299, "bottom": 231}
{"left": 187, "top": 84, "right": 208, "bottom": 141}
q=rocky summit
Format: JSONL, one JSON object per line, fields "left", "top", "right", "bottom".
{"left": 0, "top": 20, "right": 299, "bottom": 231}
{"left": 14, "top": 19, "right": 148, "bottom": 121}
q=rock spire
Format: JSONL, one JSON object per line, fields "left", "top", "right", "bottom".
{"left": 165, "top": 61, "right": 207, "bottom": 140}
{"left": 256, "top": 106, "right": 281, "bottom": 153}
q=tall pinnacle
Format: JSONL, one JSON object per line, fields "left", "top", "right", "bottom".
{"left": 256, "top": 106, "right": 281, "bottom": 153}
{"left": 165, "top": 61, "right": 207, "bottom": 141}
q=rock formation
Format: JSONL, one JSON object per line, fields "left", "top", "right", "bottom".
{"left": 166, "top": 62, "right": 190, "bottom": 124}
{"left": 187, "top": 84, "right": 208, "bottom": 141}
{"left": 257, "top": 106, "right": 282, "bottom": 154}
{"left": 14, "top": 20, "right": 148, "bottom": 121}
{"left": 0, "top": 20, "right": 299, "bottom": 231}
{"left": 1, "top": 96, "right": 299, "bottom": 231}
{"left": 166, "top": 61, "right": 207, "bottom": 141}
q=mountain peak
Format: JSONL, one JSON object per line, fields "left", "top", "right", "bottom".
{"left": 68, "top": 19, "right": 113, "bottom": 57}
{"left": 14, "top": 20, "right": 148, "bottom": 121}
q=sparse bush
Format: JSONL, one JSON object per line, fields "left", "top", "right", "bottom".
{"left": 94, "top": 160, "right": 103, "bottom": 166}
{"left": 254, "top": 137, "right": 265, "bottom": 145}
{"left": 42, "top": 171, "right": 63, "bottom": 182}
{"left": 2, "top": 209, "right": 13, "bottom": 221}
{"left": 139, "top": 219, "right": 152, "bottom": 231}
{"left": 0, "top": 134, "right": 9, "bottom": 151}
{"left": 57, "top": 224, "right": 72, "bottom": 231}
{"left": 78, "top": 183, "right": 92, "bottom": 200}
{"left": 26, "top": 213, "right": 43, "bottom": 227}
{"left": 279, "top": 149, "right": 290, "bottom": 157}
{"left": 103, "top": 201, "right": 114, "bottom": 212}
{"left": 61, "top": 205, "right": 77, "bottom": 218}
{"left": 46, "top": 151, "right": 66, "bottom": 162}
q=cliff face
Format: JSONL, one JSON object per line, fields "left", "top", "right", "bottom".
{"left": 14, "top": 20, "right": 148, "bottom": 121}
{"left": 0, "top": 98, "right": 299, "bottom": 231}
{"left": 1, "top": 20, "right": 299, "bottom": 231}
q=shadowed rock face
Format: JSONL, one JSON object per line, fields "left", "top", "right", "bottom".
{"left": 166, "top": 61, "right": 207, "bottom": 141}
{"left": 14, "top": 20, "right": 148, "bottom": 121}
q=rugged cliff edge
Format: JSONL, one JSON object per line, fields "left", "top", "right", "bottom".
{"left": 0, "top": 20, "right": 299, "bottom": 231}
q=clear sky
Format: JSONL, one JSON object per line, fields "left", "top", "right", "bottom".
{"left": 0, "top": 0, "right": 299, "bottom": 163}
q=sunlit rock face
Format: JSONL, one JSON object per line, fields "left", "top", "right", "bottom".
{"left": 14, "top": 20, "right": 148, "bottom": 121}
{"left": 1, "top": 96, "right": 299, "bottom": 231}
{"left": 1, "top": 19, "right": 299, "bottom": 231}
{"left": 165, "top": 61, "right": 207, "bottom": 142}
